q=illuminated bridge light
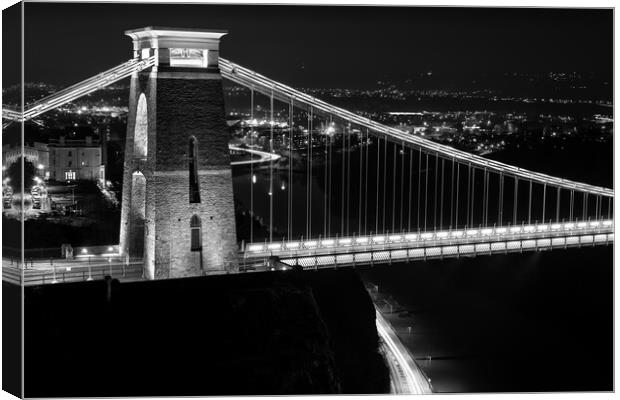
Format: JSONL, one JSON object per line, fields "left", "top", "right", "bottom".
{"left": 420, "top": 233, "right": 434, "bottom": 240}
{"left": 495, "top": 228, "right": 507, "bottom": 234}
{"left": 321, "top": 239, "right": 335, "bottom": 246}
{"left": 436, "top": 231, "right": 449, "bottom": 239}
{"left": 355, "top": 237, "right": 370, "bottom": 244}
{"left": 267, "top": 243, "right": 281, "bottom": 250}
{"left": 537, "top": 225, "right": 549, "bottom": 231}
{"left": 405, "top": 234, "right": 418, "bottom": 241}
{"left": 551, "top": 223, "right": 562, "bottom": 230}
{"left": 451, "top": 230, "right": 464, "bottom": 237}
{"left": 589, "top": 221, "right": 600, "bottom": 227}
{"left": 388, "top": 235, "right": 402, "bottom": 242}
{"left": 373, "top": 236, "right": 386, "bottom": 243}
{"left": 339, "top": 238, "right": 353, "bottom": 245}
{"left": 285, "top": 242, "right": 300, "bottom": 249}
{"left": 603, "top": 220, "right": 613, "bottom": 227}
{"left": 248, "top": 244, "right": 264, "bottom": 252}
{"left": 304, "top": 240, "right": 318, "bottom": 248}
{"left": 564, "top": 223, "right": 575, "bottom": 229}
{"left": 480, "top": 228, "right": 493, "bottom": 235}
{"left": 577, "top": 222, "right": 588, "bottom": 228}
{"left": 523, "top": 225, "right": 536, "bottom": 232}
{"left": 466, "top": 229, "right": 479, "bottom": 236}
{"left": 509, "top": 227, "right": 521, "bottom": 234}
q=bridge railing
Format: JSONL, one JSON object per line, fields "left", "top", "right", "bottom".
{"left": 2, "top": 258, "right": 144, "bottom": 286}
{"left": 282, "top": 232, "right": 613, "bottom": 270}
{"left": 242, "top": 219, "right": 613, "bottom": 259}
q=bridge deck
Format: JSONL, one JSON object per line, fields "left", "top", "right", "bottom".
{"left": 242, "top": 219, "right": 613, "bottom": 269}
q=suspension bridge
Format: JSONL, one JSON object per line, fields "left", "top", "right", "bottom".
{"left": 2, "top": 27, "right": 614, "bottom": 280}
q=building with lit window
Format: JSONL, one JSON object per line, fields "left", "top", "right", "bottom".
{"left": 48, "top": 135, "right": 105, "bottom": 183}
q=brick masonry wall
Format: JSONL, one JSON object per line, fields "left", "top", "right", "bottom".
{"left": 146, "top": 170, "right": 238, "bottom": 279}
{"left": 154, "top": 78, "right": 231, "bottom": 170}
{"left": 122, "top": 70, "right": 238, "bottom": 278}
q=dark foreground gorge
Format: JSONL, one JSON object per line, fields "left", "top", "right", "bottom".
{"left": 20, "top": 268, "right": 389, "bottom": 397}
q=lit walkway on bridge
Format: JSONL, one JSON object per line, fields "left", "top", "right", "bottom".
{"left": 243, "top": 219, "right": 613, "bottom": 269}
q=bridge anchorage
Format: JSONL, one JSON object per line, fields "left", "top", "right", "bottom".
{"left": 3, "top": 27, "right": 613, "bottom": 282}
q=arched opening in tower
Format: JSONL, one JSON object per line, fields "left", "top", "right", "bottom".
{"left": 133, "top": 93, "right": 148, "bottom": 159}
{"left": 129, "top": 171, "right": 146, "bottom": 258}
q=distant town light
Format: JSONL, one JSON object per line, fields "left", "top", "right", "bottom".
{"left": 37, "top": 164, "right": 44, "bottom": 170}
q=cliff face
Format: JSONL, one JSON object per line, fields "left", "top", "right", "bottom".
{"left": 24, "top": 268, "right": 389, "bottom": 397}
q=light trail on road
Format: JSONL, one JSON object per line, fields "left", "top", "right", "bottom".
{"left": 376, "top": 310, "right": 433, "bottom": 394}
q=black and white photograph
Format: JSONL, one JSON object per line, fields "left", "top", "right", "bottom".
{"left": 1, "top": 1, "right": 615, "bottom": 398}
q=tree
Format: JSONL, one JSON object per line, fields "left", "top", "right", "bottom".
{"left": 6, "top": 157, "right": 36, "bottom": 193}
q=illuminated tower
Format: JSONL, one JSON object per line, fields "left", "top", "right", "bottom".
{"left": 119, "top": 27, "right": 238, "bottom": 279}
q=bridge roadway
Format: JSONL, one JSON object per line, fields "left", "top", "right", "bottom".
{"left": 3, "top": 219, "right": 613, "bottom": 285}
{"left": 242, "top": 219, "right": 614, "bottom": 270}
{"left": 2, "top": 254, "right": 143, "bottom": 286}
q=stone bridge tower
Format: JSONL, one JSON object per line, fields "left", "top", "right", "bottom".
{"left": 119, "top": 27, "right": 238, "bottom": 279}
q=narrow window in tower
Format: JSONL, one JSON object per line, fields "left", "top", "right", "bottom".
{"left": 189, "top": 137, "right": 201, "bottom": 203}
{"left": 190, "top": 215, "right": 202, "bottom": 251}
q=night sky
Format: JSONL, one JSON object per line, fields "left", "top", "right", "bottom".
{"left": 3, "top": 3, "right": 614, "bottom": 88}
